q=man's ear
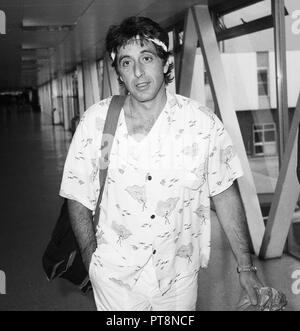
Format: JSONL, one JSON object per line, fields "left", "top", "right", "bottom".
{"left": 163, "top": 60, "right": 169, "bottom": 74}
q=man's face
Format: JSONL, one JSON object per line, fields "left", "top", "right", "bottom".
{"left": 116, "top": 39, "right": 168, "bottom": 103}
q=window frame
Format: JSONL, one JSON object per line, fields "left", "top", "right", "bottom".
{"left": 253, "top": 122, "right": 277, "bottom": 156}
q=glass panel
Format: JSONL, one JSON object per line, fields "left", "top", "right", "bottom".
{"left": 258, "top": 83, "right": 268, "bottom": 96}
{"left": 258, "top": 70, "right": 268, "bottom": 83}
{"left": 257, "top": 51, "right": 269, "bottom": 68}
{"left": 204, "top": 71, "right": 209, "bottom": 85}
{"left": 254, "top": 131, "right": 263, "bottom": 142}
{"left": 223, "top": 0, "right": 272, "bottom": 29}
{"left": 255, "top": 145, "right": 264, "bottom": 154}
{"left": 257, "top": 69, "right": 269, "bottom": 96}
{"left": 253, "top": 124, "right": 263, "bottom": 130}
{"left": 264, "top": 130, "right": 275, "bottom": 142}
{"left": 264, "top": 123, "right": 275, "bottom": 130}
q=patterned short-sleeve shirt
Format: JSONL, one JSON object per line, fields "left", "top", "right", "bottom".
{"left": 60, "top": 92, "right": 243, "bottom": 294}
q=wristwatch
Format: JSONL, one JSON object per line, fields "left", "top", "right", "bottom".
{"left": 237, "top": 265, "right": 258, "bottom": 274}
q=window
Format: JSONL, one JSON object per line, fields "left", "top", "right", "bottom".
{"left": 264, "top": 130, "right": 276, "bottom": 142}
{"left": 257, "top": 52, "right": 269, "bottom": 97}
{"left": 204, "top": 71, "right": 209, "bottom": 85}
{"left": 223, "top": 1, "right": 272, "bottom": 29}
{"left": 257, "top": 69, "right": 269, "bottom": 96}
{"left": 253, "top": 123, "right": 277, "bottom": 156}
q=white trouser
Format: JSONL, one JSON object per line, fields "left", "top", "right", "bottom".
{"left": 89, "top": 252, "right": 198, "bottom": 311}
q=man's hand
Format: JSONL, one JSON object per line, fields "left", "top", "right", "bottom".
{"left": 212, "top": 183, "right": 264, "bottom": 306}
{"left": 239, "top": 271, "right": 264, "bottom": 305}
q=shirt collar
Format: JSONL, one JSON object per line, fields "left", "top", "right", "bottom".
{"left": 166, "top": 90, "right": 180, "bottom": 109}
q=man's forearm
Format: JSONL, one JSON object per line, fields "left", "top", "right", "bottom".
{"left": 68, "top": 199, "right": 97, "bottom": 270}
{"left": 212, "top": 181, "right": 253, "bottom": 267}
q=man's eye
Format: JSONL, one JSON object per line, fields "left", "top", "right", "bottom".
{"left": 143, "top": 56, "right": 153, "bottom": 63}
{"left": 121, "top": 60, "right": 131, "bottom": 67}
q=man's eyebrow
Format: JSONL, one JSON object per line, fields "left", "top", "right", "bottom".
{"left": 118, "top": 55, "right": 131, "bottom": 64}
{"left": 140, "top": 49, "right": 157, "bottom": 56}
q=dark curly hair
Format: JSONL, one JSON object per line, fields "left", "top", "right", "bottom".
{"left": 105, "top": 16, "right": 174, "bottom": 85}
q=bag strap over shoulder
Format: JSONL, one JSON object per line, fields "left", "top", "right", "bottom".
{"left": 93, "top": 95, "right": 126, "bottom": 228}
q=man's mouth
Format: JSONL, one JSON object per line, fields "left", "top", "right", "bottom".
{"left": 135, "top": 82, "right": 150, "bottom": 90}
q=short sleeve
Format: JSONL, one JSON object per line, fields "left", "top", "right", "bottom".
{"left": 59, "top": 114, "right": 99, "bottom": 211}
{"left": 208, "top": 115, "right": 244, "bottom": 197}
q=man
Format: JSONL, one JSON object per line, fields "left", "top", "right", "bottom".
{"left": 60, "top": 16, "right": 263, "bottom": 311}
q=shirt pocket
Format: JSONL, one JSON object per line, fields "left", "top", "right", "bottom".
{"left": 181, "top": 171, "right": 207, "bottom": 191}
{"left": 179, "top": 151, "right": 209, "bottom": 191}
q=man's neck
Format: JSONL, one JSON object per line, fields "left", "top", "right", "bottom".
{"left": 123, "top": 85, "right": 167, "bottom": 141}
{"left": 128, "top": 86, "right": 167, "bottom": 121}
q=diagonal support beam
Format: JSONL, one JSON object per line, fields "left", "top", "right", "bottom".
{"left": 272, "top": 0, "right": 289, "bottom": 165}
{"left": 191, "top": 5, "right": 265, "bottom": 255}
{"left": 177, "top": 9, "right": 198, "bottom": 96}
{"left": 260, "top": 92, "right": 300, "bottom": 259}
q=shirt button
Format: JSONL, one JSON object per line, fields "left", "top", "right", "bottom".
{"left": 153, "top": 250, "right": 157, "bottom": 255}
{"left": 147, "top": 175, "right": 152, "bottom": 181}
{"left": 151, "top": 214, "right": 155, "bottom": 219}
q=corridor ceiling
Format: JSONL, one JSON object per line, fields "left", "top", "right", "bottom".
{"left": 0, "top": 0, "right": 264, "bottom": 90}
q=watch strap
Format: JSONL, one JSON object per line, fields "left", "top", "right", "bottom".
{"left": 237, "top": 265, "right": 258, "bottom": 274}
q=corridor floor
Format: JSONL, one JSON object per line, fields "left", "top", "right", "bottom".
{"left": 0, "top": 109, "right": 300, "bottom": 311}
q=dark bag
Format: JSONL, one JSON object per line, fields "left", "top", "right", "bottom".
{"left": 42, "top": 96, "right": 126, "bottom": 293}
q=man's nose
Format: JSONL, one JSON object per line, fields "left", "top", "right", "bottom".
{"left": 134, "top": 62, "right": 144, "bottom": 78}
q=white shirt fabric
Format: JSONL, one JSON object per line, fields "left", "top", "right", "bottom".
{"left": 60, "top": 92, "right": 243, "bottom": 294}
